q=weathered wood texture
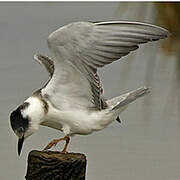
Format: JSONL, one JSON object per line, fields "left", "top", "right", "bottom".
{"left": 25, "top": 150, "right": 87, "bottom": 180}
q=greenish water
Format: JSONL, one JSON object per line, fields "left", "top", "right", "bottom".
{"left": 0, "top": 2, "right": 179, "bottom": 180}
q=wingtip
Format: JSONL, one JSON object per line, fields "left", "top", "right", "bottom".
{"left": 94, "top": 20, "right": 170, "bottom": 38}
{"left": 33, "top": 54, "right": 39, "bottom": 61}
{"left": 166, "top": 30, "right": 172, "bottom": 37}
{"left": 33, "top": 54, "right": 43, "bottom": 65}
{"left": 141, "top": 86, "right": 151, "bottom": 94}
{"left": 161, "top": 28, "right": 171, "bottom": 39}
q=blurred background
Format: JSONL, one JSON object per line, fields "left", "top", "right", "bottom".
{"left": 0, "top": 2, "right": 179, "bottom": 180}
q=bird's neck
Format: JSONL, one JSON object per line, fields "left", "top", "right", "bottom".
{"left": 23, "top": 96, "right": 46, "bottom": 131}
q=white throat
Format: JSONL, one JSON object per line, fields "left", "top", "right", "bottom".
{"left": 22, "top": 96, "right": 45, "bottom": 132}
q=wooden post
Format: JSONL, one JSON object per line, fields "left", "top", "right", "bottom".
{"left": 25, "top": 150, "right": 87, "bottom": 180}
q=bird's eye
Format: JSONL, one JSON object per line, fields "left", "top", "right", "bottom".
{"left": 17, "top": 127, "right": 25, "bottom": 134}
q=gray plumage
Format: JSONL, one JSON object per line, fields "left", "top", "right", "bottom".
{"left": 41, "top": 21, "right": 169, "bottom": 111}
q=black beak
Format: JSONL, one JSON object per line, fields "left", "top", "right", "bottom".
{"left": 18, "top": 135, "right": 24, "bottom": 156}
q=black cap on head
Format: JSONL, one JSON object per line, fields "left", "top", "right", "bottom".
{"left": 10, "top": 104, "right": 29, "bottom": 155}
{"left": 10, "top": 107, "right": 29, "bottom": 134}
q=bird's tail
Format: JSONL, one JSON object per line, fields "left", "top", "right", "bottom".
{"left": 106, "top": 86, "right": 150, "bottom": 113}
{"left": 90, "top": 87, "right": 150, "bottom": 131}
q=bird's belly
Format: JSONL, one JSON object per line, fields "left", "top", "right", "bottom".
{"left": 45, "top": 109, "right": 98, "bottom": 135}
{"left": 44, "top": 107, "right": 116, "bottom": 136}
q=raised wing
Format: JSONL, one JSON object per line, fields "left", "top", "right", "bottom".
{"left": 42, "top": 21, "right": 169, "bottom": 110}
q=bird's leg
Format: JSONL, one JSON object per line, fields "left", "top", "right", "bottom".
{"left": 61, "top": 136, "right": 70, "bottom": 153}
{"left": 43, "top": 135, "right": 70, "bottom": 153}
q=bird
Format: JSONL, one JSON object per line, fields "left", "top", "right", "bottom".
{"left": 10, "top": 21, "right": 169, "bottom": 156}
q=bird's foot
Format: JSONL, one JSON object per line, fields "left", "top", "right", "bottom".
{"left": 43, "top": 139, "right": 60, "bottom": 150}
{"left": 43, "top": 136, "right": 70, "bottom": 153}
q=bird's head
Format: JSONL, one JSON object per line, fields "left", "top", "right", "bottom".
{"left": 10, "top": 96, "right": 46, "bottom": 156}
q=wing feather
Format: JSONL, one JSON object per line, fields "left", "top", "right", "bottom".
{"left": 42, "top": 21, "right": 169, "bottom": 110}
{"left": 34, "top": 54, "right": 54, "bottom": 78}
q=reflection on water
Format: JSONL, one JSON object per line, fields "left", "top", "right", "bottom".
{"left": 0, "top": 2, "right": 179, "bottom": 180}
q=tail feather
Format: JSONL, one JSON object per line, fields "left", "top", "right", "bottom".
{"left": 107, "top": 86, "right": 150, "bottom": 111}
